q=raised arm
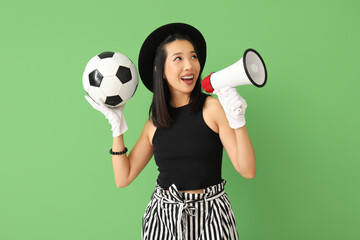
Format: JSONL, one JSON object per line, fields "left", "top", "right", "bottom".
{"left": 210, "top": 88, "right": 256, "bottom": 179}
{"left": 85, "top": 95, "right": 155, "bottom": 188}
{"left": 112, "top": 119, "right": 155, "bottom": 187}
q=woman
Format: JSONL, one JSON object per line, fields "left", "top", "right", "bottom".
{"left": 85, "top": 23, "right": 256, "bottom": 240}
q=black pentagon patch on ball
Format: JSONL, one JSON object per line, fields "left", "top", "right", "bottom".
{"left": 98, "top": 51, "right": 115, "bottom": 59}
{"left": 105, "top": 95, "right": 123, "bottom": 106}
{"left": 89, "top": 69, "right": 103, "bottom": 87}
{"left": 116, "top": 66, "right": 132, "bottom": 84}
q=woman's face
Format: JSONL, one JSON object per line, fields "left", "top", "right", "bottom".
{"left": 163, "top": 39, "right": 201, "bottom": 95}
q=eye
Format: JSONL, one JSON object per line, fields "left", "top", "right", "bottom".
{"left": 174, "top": 56, "right": 181, "bottom": 61}
{"left": 192, "top": 55, "right": 198, "bottom": 59}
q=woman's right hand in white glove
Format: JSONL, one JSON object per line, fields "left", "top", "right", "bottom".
{"left": 213, "top": 87, "right": 247, "bottom": 129}
{"left": 84, "top": 95, "right": 128, "bottom": 137}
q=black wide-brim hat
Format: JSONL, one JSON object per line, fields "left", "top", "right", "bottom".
{"left": 138, "top": 23, "right": 207, "bottom": 92}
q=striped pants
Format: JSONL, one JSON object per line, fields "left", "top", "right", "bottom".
{"left": 142, "top": 180, "right": 239, "bottom": 240}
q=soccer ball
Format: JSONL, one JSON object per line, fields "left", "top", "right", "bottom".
{"left": 82, "top": 51, "right": 138, "bottom": 108}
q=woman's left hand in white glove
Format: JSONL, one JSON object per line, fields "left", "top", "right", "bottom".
{"left": 213, "top": 87, "right": 247, "bottom": 129}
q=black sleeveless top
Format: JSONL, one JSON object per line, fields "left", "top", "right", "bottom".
{"left": 152, "top": 93, "right": 224, "bottom": 190}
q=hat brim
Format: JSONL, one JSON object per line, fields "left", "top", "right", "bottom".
{"left": 138, "top": 23, "right": 206, "bottom": 92}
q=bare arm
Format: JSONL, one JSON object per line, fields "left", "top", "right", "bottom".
{"left": 233, "top": 126, "right": 256, "bottom": 179}
{"left": 206, "top": 97, "right": 256, "bottom": 179}
{"left": 112, "top": 119, "right": 155, "bottom": 187}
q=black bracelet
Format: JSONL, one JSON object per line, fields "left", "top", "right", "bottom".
{"left": 109, "top": 147, "right": 128, "bottom": 155}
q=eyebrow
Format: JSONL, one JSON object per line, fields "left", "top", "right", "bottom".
{"left": 171, "top": 51, "right": 197, "bottom": 57}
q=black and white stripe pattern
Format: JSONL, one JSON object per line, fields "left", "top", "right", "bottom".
{"left": 142, "top": 180, "right": 239, "bottom": 240}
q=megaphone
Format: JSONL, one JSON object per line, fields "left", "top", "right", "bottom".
{"left": 202, "top": 49, "right": 267, "bottom": 93}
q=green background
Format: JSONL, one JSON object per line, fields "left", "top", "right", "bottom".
{"left": 1, "top": 0, "right": 359, "bottom": 239}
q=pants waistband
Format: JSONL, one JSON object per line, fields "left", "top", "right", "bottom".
{"left": 154, "top": 179, "right": 226, "bottom": 198}
{"left": 153, "top": 179, "right": 226, "bottom": 215}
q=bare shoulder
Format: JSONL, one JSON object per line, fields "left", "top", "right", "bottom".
{"left": 143, "top": 117, "right": 157, "bottom": 146}
{"left": 203, "top": 94, "right": 224, "bottom": 115}
{"left": 202, "top": 95, "right": 225, "bottom": 133}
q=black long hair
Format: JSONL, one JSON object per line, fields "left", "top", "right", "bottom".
{"left": 149, "top": 34, "right": 204, "bottom": 128}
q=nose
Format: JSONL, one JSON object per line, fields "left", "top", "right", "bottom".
{"left": 184, "top": 59, "right": 194, "bottom": 71}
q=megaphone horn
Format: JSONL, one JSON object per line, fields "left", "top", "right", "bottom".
{"left": 202, "top": 48, "right": 267, "bottom": 93}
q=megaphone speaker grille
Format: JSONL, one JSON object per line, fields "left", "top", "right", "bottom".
{"left": 244, "top": 49, "right": 267, "bottom": 87}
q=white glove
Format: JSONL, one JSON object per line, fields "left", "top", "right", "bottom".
{"left": 213, "top": 87, "right": 247, "bottom": 129}
{"left": 84, "top": 95, "right": 128, "bottom": 137}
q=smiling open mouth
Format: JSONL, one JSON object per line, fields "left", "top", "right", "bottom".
{"left": 180, "top": 75, "right": 194, "bottom": 85}
{"left": 181, "top": 75, "right": 194, "bottom": 80}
